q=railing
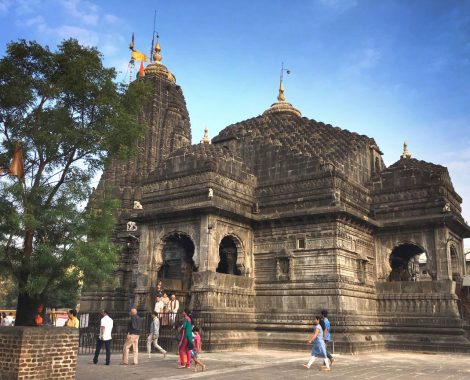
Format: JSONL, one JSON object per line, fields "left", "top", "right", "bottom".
{"left": 78, "top": 311, "right": 211, "bottom": 355}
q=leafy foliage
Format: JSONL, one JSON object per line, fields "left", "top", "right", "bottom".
{"left": 0, "top": 39, "right": 149, "bottom": 315}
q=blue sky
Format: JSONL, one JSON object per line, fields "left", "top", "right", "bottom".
{"left": 1, "top": 0, "right": 469, "bottom": 246}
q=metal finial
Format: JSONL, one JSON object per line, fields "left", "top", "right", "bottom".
{"left": 129, "top": 32, "right": 135, "bottom": 51}
{"left": 278, "top": 62, "right": 291, "bottom": 102}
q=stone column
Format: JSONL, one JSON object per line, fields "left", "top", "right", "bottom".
{"left": 199, "top": 214, "right": 210, "bottom": 272}
{"left": 434, "top": 226, "right": 451, "bottom": 280}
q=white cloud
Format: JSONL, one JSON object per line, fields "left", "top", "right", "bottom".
{"left": 104, "top": 14, "right": 120, "bottom": 25}
{"left": 318, "top": 0, "right": 357, "bottom": 13}
{"left": 345, "top": 46, "right": 381, "bottom": 74}
{"left": 37, "top": 22, "right": 100, "bottom": 46}
{"left": 24, "top": 15, "right": 45, "bottom": 27}
{"left": 60, "top": 0, "right": 99, "bottom": 26}
{"left": 15, "top": 0, "right": 41, "bottom": 15}
{"left": 0, "top": 0, "right": 11, "bottom": 14}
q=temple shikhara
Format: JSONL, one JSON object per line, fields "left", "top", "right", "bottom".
{"left": 80, "top": 35, "right": 470, "bottom": 352}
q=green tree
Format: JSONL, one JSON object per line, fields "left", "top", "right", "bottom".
{"left": 0, "top": 39, "right": 149, "bottom": 325}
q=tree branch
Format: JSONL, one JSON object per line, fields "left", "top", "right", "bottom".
{"left": 43, "top": 148, "right": 77, "bottom": 209}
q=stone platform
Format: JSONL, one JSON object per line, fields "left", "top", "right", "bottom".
{"left": 76, "top": 349, "right": 470, "bottom": 380}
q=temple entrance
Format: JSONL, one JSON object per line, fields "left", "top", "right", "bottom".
{"left": 216, "top": 236, "right": 241, "bottom": 275}
{"left": 158, "top": 233, "right": 196, "bottom": 305}
{"left": 389, "top": 243, "right": 425, "bottom": 281}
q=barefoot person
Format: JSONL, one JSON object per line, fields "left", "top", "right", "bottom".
{"left": 147, "top": 311, "right": 167, "bottom": 358}
{"left": 321, "top": 309, "right": 334, "bottom": 366}
{"left": 191, "top": 326, "right": 206, "bottom": 372}
{"left": 178, "top": 309, "right": 193, "bottom": 369}
{"left": 303, "top": 315, "right": 330, "bottom": 371}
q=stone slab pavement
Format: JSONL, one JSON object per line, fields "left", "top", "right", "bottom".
{"left": 76, "top": 349, "right": 470, "bottom": 380}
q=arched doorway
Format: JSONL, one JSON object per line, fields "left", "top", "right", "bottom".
{"left": 158, "top": 233, "right": 196, "bottom": 293}
{"left": 216, "top": 236, "right": 242, "bottom": 275}
{"left": 389, "top": 243, "right": 425, "bottom": 281}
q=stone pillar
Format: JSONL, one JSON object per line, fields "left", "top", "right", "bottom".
{"left": 0, "top": 327, "right": 79, "bottom": 380}
{"left": 434, "top": 227, "right": 451, "bottom": 280}
{"left": 199, "top": 214, "right": 210, "bottom": 272}
{"left": 206, "top": 215, "right": 218, "bottom": 272}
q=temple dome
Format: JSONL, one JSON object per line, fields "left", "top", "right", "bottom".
{"left": 144, "top": 39, "right": 176, "bottom": 83}
{"left": 263, "top": 79, "right": 301, "bottom": 117}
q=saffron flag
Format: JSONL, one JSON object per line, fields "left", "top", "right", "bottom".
{"left": 9, "top": 141, "right": 24, "bottom": 178}
{"left": 139, "top": 61, "right": 145, "bottom": 77}
{"left": 131, "top": 50, "right": 148, "bottom": 62}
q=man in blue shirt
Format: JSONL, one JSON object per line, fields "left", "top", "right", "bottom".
{"left": 321, "top": 309, "right": 334, "bottom": 365}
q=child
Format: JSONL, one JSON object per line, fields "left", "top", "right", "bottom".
{"left": 191, "top": 326, "right": 206, "bottom": 372}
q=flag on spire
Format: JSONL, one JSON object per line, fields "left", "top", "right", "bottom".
{"left": 131, "top": 50, "right": 148, "bottom": 62}
{"left": 9, "top": 141, "right": 24, "bottom": 179}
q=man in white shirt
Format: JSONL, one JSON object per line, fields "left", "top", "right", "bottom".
{"left": 154, "top": 296, "right": 164, "bottom": 314}
{"left": 93, "top": 310, "right": 113, "bottom": 365}
{"left": 169, "top": 294, "right": 179, "bottom": 326}
{"left": 4, "top": 313, "right": 14, "bottom": 326}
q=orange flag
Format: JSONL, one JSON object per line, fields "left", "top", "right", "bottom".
{"left": 9, "top": 141, "right": 24, "bottom": 179}
{"left": 139, "top": 61, "right": 145, "bottom": 77}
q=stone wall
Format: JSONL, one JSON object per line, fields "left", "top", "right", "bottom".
{"left": 0, "top": 327, "right": 79, "bottom": 380}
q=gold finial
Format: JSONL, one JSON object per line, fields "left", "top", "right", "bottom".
{"left": 153, "top": 34, "right": 162, "bottom": 63}
{"left": 200, "top": 128, "right": 211, "bottom": 144}
{"left": 401, "top": 140, "right": 412, "bottom": 159}
{"left": 277, "top": 79, "right": 285, "bottom": 102}
{"left": 277, "top": 62, "right": 290, "bottom": 101}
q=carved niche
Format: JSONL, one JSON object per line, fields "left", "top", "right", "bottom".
{"left": 276, "top": 248, "right": 294, "bottom": 281}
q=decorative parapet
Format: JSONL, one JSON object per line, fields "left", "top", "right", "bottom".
{"left": 191, "top": 271, "right": 255, "bottom": 311}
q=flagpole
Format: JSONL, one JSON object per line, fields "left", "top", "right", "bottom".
{"left": 150, "top": 10, "right": 156, "bottom": 63}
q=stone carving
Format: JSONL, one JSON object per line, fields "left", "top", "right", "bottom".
{"left": 208, "top": 187, "right": 214, "bottom": 199}
{"left": 133, "top": 201, "right": 143, "bottom": 209}
{"left": 126, "top": 221, "right": 138, "bottom": 232}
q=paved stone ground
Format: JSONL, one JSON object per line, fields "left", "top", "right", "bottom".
{"left": 76, "top": 349, "right": 470, "bottom": 380}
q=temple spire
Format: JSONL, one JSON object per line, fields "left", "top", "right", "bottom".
{"left": 401, "top": 140, "right": 412, "bottom": 159}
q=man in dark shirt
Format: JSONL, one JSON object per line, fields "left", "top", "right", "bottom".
{"left": 121, "top": 308, "right": 141, "bottom": 365}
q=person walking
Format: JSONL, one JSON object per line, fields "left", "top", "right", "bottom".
{"left": 178, "top": 310, "right": 193, "bottom": 369}
{"left": 321, "top": 309, "right": 334, "bottom": 366}
{"left": 121, "top": 308, "right": 141, "bottom": 365}
{"left": 147, "top": 311, "right": 167, "bottom": 359}
{"left": 191, "top": 326, "right": 206, "bottom": 372}
{"left": 303, "top": 315, "right": 330, "bottom": 371}
{"left": 93, "top": 310, "right": 113, "bottom": 365}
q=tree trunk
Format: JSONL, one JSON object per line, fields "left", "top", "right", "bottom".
{"left": 14, "top": 228, "right": 38, "bottom": 326}
{"left": 15, "top": 292, "right": 40, "bottom": 326}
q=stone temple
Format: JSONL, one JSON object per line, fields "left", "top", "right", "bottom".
{"left": 81, "top": 39, "right": 470, "bottom": 352}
